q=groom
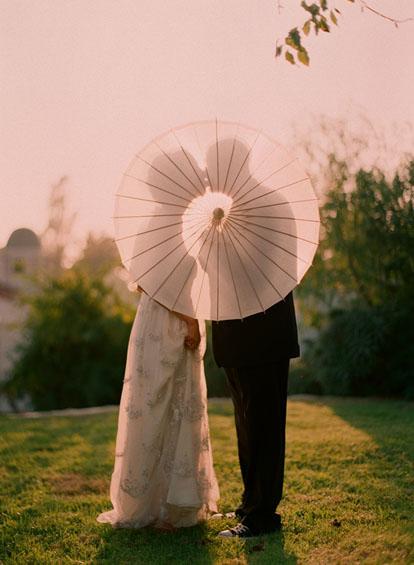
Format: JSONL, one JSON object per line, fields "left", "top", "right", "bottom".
{"left": 211, "top": 295, "right": 299, "bottom": 538}
{"left": 207, "top": 139, "right": 300, "bottom": 538}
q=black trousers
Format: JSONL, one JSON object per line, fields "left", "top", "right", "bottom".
{"left": 224, "top": 359, "right": 290, "bottom": 533}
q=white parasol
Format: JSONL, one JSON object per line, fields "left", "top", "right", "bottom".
{"left": 113, "top": 119, "right": 320, "bottom": 320}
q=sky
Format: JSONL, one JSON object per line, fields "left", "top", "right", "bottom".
{"left": 1, "top": 0, "right": 413, "bottom": 262}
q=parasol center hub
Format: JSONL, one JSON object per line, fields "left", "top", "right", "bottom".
{"left": 212, "top": 207, "right": 225, "bottom": 222}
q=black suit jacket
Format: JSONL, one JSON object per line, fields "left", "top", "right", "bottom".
{"left": 211, "top": 291, "right": 300, "bottom": 368}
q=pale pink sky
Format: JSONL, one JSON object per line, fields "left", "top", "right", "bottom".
{"left": 1, "top": 0, "right": 413, "bottom": 260}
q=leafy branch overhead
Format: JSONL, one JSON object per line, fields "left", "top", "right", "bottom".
{"left": 275, "top": 0, "right": 414, "bottom": 66}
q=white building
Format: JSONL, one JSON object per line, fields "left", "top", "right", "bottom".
{"left": 0, "top": 228, "right": 44, "bottom": 412}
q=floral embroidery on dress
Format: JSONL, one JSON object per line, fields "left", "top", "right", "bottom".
{"left": 141, "top": 430, "right": 163, "bottom": 460}
{"left": 135, "top": 336, "right": 145, "bottom": 349}
{"left": 146, "top": 382, "right": 170, "bottom": 408}
{"left": 172, "top": 453, "right": 194, "bottom": 478}
{"left": 120, "top": 469, "right": 150, "bottom": 498}
{"left": 148, "top": 332, "right": 161, "bottom": 341}
{"left": 183, "top": 394, "right": 206, "bottom": 422}
{"left": 125, "top": 403, "right": 142, "bottom": 419}
{"left": 96, "top": 294, "right": 219, "bottom": 529}
{"left": 160, "top": 356, "right": 177, "bottom": 368}
{"left": 141, "top": 368, "right": 151, "bottom": 379}
{"left": 174, "top": 372, "right": 187, "bottom": 383}
{"left": 172, "top": 407, "right": 182, "bottom": 422}
{"left": 163, "top": 454, "right": 174, "bottom": 475}
{"left": 199, "top": 434, "right": 211, "bottom": 451}
{"left": 197, "top": 467, "right": 213, "bottom": 490}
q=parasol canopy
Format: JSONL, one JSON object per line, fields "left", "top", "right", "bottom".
{"left": 113, "top": 119, "right": 320, "bottom": 320}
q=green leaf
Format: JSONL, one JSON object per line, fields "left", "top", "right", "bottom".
{"left": 301, "top": 1, "right": 312, "bottom": 14}
{"left": 303, "top": 20, "right": 311, "bottom": 35}
{"left": 319, "top": 0, "right": 328, "bottom": 10}
{"left": 275, "top": 44, "right": 283, "bottom": 57}
{"left": 319, "top": 17, "right": 330, "bottom": 32}
{"left": 285, "top": 51, "right": 295, "bottom": 65}
{"left": 297, "top": 48, "right": 310, "bottom": 66}
{"left": 301, "top": 1, "right": 320, "bottom": 16}
{"left": 309, "top": 2, "right": 321, "bottom": 16}
{"left": 290, "top": 27, "right": 301, "bottom": 45}
{"left": 285, "top": 28, "right": 302, "bottom": 51}
{"left": 330, "top": 10, "right": 338, "bottom": 25}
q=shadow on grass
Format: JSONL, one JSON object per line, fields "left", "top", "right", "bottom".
{"left": 243, "top": 530, "right": 298, "bottom": 564}
{"left": 2, "top": 404, "right": 297, "bottom": 562}
{"left": 288, "top": 395, "right": 413, "bottom": 527}
{"left": 92, "top": 519, "right": 297, "bottom": 564}
{"left": 93, "top": 521, "right": 215, "bottom": 564}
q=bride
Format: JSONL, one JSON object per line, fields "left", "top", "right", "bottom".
{"left": 96, "top": 284, "right": 220, "bottom": 530}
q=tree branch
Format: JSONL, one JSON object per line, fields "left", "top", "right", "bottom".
{"left": 359, "top": 0, "right": 414, "bottom": 26}
{"left": 275, "top": 0, "right": 414, "bottom": 66}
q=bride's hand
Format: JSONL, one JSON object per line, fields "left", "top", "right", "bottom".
{"left": 184, "top": 320, "right": 201, "bottom": 350}
{"left": 170, "top": 309, "right": 201, "bottom": 350}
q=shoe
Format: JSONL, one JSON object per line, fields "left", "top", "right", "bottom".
{"left": 266, "top": 513, "right": 282, "bottom": 530}
{"left": 209, "top": 510, "right": 238, "bottom": 520}
{"left": 218, "top": 523, "right": 256, "bottom": 538}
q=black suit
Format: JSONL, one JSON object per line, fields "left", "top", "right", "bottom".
{"left": 212, "top": 292, "right": 300, "bottom": 367}
{"left": 211, "top": 291, "right": 300, "bottom": 534}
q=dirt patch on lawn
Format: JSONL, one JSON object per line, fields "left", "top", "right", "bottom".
{"left": 50, "top": 473, "right": 107, "bottom": 495}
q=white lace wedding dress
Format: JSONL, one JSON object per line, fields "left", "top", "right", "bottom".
{"left": 96, "top": 292, "right": 220, "bottom": 529}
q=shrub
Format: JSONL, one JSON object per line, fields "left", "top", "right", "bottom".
{"left": 2, "top": 269, "right": 135, "bottom": 410}
{"left": 302, "top": 302, "right": 414, "bottom": 399}
{"left": 297, "top": 158, "right": 414, "bottom": 398}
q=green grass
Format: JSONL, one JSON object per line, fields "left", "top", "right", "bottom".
{"left": 0, "top": 396, "right": 413, "bottom": 564}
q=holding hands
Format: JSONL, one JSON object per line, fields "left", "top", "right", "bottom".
{"left": 134, "top": 284, "right": 200, "bottom": 350}
{"left": 184, "top": 319, "right": 201, "bottom": 351}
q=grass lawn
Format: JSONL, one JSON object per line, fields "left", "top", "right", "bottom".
{"left": 0, "top": 396, "right": 413, "bottom": 564}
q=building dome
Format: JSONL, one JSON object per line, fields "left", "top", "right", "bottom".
{"left": 6, "top": 228, "right": 41, "bottom": 249}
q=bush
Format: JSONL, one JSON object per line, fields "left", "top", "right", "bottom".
{"left": 297, "top": 158, "right": 414, "bottom": 398}
{"left": 287, "top": 359, "right": 323, "bottom": 396}
{"left": 2, "top": 269, "right": 135, "bottom": 410}
{"left": 302, "top": 301, "right": 414, "bottom": 399}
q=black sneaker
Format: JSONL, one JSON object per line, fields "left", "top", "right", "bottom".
{"left": 218, "top": 523, "right": 255, "bottom": 538}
